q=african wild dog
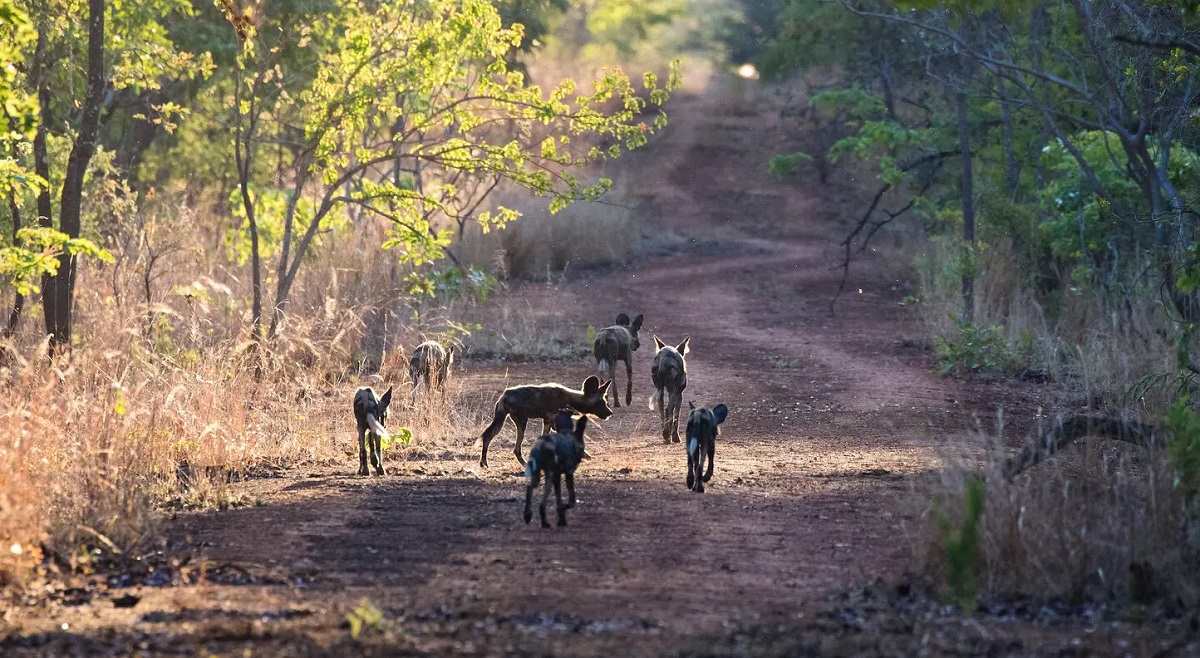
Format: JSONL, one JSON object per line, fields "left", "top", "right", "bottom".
{"left": 649, "top": 335, "right": 691, "bottom": 444}
{"left": 524, "top": 412, "right": 589, "bottom": 527}
{"left": 353, "top": 386, "right": 393, "bottom": 476}
{"left": 479, "top": 375, "right": 613, "bottom": 468}
{"left": 409, "top": 340, "right": 454, "bottom": 404}
{"left": 592, "top": 313, "right": 644, "bottom": 408}
{"left": 685, "top": 402, "right": 728, "bottom": 492}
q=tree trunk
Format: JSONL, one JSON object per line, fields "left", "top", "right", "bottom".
{"left": 114, "top": 90, "right": 165, "bottom": 183}
{"left": 232, "top": 59, "right": 264, "bottom": 342}
{"left": 957, "top": 88, "right": 975, "bottom": 324}
{"left": 43, "top": 0, "right": 106, "bottom": 350}
{"left": 4, "top": 194, "right": 24, "bottom": 338}
{"left": 997, "top": 78, "right": 1019, "bottom": 198}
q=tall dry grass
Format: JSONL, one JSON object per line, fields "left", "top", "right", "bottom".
{"left": 914, "top": 423, "right": 1197, "bottom": 608}
{"left": 910, "top": 233, "right": 1198, "bottom": 608}
{"left": 458, "top": 181, "right": 639, "bottom": 281}
{"left": 0, "top": 141, "right": 645, "bottom": 594}
{"left": 915, "top": 238, "right": 1176, "bottom": 411}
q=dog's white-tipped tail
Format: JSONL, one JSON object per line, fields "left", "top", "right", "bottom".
{"left": 366, "top": 413, "right": 390, "bottom": 441}
{"left": 688, "top": 436, "right": 699, "bottom": 457}
{"left": 648, "top": 388, "right": 662, "bottom": 411}
{"left": 598, "top": 360, "right": 609, "bottom": 375}
{"left": 524, "top": 456, "right": 536, "bottom": 485}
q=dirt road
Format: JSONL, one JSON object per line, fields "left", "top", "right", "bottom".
{"left": 8, "top": 75, "right": 1171, "bottom": 657}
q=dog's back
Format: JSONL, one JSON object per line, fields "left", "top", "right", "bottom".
{"left": 650, "top": 347, "right": 686, "bottom": 410}
{"left": 410, "top": 341, "right": 452, "bottom": 392}
{"left": 353, "top": 387, "right": 380, "bottom": 430}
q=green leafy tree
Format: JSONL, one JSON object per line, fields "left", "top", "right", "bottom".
{"left": 219, "top": 0, "right": 679, "bottom": 340}
{"left": 8, "top": 0, "right": 211, "bottom": 347}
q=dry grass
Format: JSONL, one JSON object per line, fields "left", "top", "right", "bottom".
{"left": 458, "top": 183, "right": 639, "bottom": 281}
{"left": 916, "top": 238, "right": 1175, "bottom": 410}
{"left": 913, "top": 422, "right": 1197, "bottom": 608}
{"left": 0, "top": 157, "right": 643, "bottom": 595}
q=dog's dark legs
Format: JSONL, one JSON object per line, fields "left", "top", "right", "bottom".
{"left": 539, "top": 476, "right": 552, "bottom": 528}
{"left": 687, "top": 449, "right": 696, "bottom": 490}
{"left": 693, "top": 448, "right": 705, "bottom": 493}
{"left": 370, "top": 432, "right": 386, "bottom": 476}
{"left": 524, "top": 471, "right": 539, "bottom": 524}
{"left": 703, "top": 443, "right": 715, "bottom": 483}
{"left": 565, "top": 471, "right": 577, "bottom": 509}
{"left": 624, "top": 358, "right": 633, "bottom": 406}
{"left": 554, "top": 475, "right": 567, "bottom": 526}
{"left": 357, "top": 428, "right": 370, "bottom": 476}
{"left": 512, "top": 415, "right": 529, "bottom": 466}
{"left": 479, "top": 404, "right": 508, "bottom": 468}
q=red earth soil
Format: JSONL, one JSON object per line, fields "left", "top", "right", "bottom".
{"left": 3, "top": 74, "right": 1195, "bottom": 657}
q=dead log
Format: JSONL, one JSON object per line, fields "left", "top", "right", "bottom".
{"left": 1003, "top": 415, "right": 1161, "bottom": 481}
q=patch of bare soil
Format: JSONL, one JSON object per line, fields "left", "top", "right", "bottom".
{"left": 3, "top": 76, "right": 1195, "bottom": 656}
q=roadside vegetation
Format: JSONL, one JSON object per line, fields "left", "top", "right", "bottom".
{"left": 744, "top": 0, "right": 1200, "bottom": 611}
{"left": 2, "top": 0, "right": 1199, "bottom": 630}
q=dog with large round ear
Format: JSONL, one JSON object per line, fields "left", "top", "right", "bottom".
{"left": 685, "top": 402, "right": 728, "bottom": 493}
{"left": 354, "top": 385, "right": 393, "bottom": 476}
{"left": 649, "top": 335, "right": 691, "bottom": 443}
{"left": 593, "top": 312, "right": 644, "bottom": 408}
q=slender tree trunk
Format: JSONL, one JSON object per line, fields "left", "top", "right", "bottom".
{"left": 5, "top": 194, "right": 24, "bottom": 338}
{"left": 114, "top": 90, "right": 165, "bottom": 183}
{"left": 232, "top": 56, "right": 264, "bottom": 342}
{"left": 957, "top": 88, "right": 975, "bottom": 324}
{"left": 997, "top": 78, "right": 1019, "bottom": 198}
{"left": 43, "top": 0, "right": 106, "bottom": 350}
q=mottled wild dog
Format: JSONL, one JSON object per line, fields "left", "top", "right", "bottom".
{"left": 524, "top": 412, "right": 588, "bottom": 527}
{"left": 480, "top": 375, "right": 613, "bottom": 468}
{"left": 353, "top": 386, "right": 393, "bottom": 476}
{"left": 649, "top": 335, "right": 691, "bottom": 443}
{"left": 685, "top": 402, "right": 728, "bottom": 492}
{"left": 409, "top": 340, "right": 454, "bottom": 404}
{"left": 592, "top": 313, "right": 644, "bottom": 408}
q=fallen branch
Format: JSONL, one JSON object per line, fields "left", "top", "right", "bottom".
{"left": 1003, "top": 415, "right": 1161, "bottom": 481}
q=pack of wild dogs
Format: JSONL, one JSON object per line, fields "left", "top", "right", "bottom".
{"left": 353, "top": 315, "right": 729, "bottom": 528}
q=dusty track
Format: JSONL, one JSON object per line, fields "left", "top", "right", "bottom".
{"left": 2, "top": 76, "right": 1113, "bottom": 657}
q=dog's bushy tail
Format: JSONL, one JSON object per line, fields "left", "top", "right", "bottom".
{"left": 524, "top": 455, "right": 536, "bottom": 485}
{"left": 366, "top": 413, "right": 391, "bottom": 441}
{"left": 649, "top": 387, "right": 663, "bottom": 411}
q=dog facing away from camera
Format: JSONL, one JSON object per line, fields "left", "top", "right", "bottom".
{"left": 592, "top": 312, "right": 643, "bottom": 408}
{"left": 353, "top": 386, "right": 393, "bottom": 476}
{"left": 649, "top": 335, "right": 691, "bottom": 444}
{"left": 409, "top": 340, "right": 454, "bottom": 404}
{"left": 479, "top": 375, "right": 613, "bottom": 468}
{"left": 524, "top": 412, "right": 588, "bottom": 527}
{"left": 685, "top": 402, "right": 728, "bottom": 492}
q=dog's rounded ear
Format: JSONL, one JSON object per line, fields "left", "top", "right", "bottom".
{"left": 713, "top": 403, "right": 728, "bottom": 424}
{"left": 380, "top": 386, "right": 393, "bottom": 408}
{"left": 615, "top": 313, "right": 630, "bottom": 326}
{"left": 653, "top": 335, "right": 666, "bottom": 351}
{"left": 631, "top": 314, "right": 644, "bottom": 332}
{"left": 582, "top": 375, "right": 600, "bottom": 394}
{"left": 677, "top": 335, "right": 691, "bottom": 355}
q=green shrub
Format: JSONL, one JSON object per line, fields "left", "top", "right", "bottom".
{"left": 936, "top": 475, "right": 984, "bottom": 612}
{"left": 933, "top": 319, "right": 1019, "bottom": 376}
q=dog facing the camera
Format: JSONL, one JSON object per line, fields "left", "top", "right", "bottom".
{"left": 685, "top": 402, "right": 728, "bottom": 492}
{"left": 353, "top": 386, "right": 393, "bottom": 476}
{"left": 524, "top": 412, "right": 589, "bottom": 528}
